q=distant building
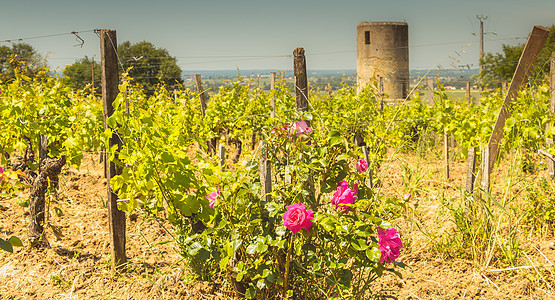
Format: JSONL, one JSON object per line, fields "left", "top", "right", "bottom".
{"left": 357, "top": 22, "right": 409, "bottom": 100}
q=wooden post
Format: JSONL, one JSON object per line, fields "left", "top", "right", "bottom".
{"left": 259, "top": 148, "right": 272, "bottom": 233}
{"left": 195, "top": 74, "right": 217, "bottom": 154}
{"left": 481, "top": 146, "right": 491, "bottom": 193}
{"left": 259, "top": 142, "right": 272, "bottom": 203}
{"left": 103, "top": 150, "right": 107, "bottom": 178}
{"left": 444, "top": 133, "right": 450, "bottom": 179}
{"left": 485, "top": 26, "right": 549, "bottom": 172}
{"left": 465, "top": 147, "right": 477, "bottom": 193}
{"left": 353, "top": 134, "right": 364, "bottom": 147}
{"left": 551, "top": 51, "right": 555, "bottom": 115}
{"left": 195, "top": 74, "right": 207, "bottom": 118}
{"left": 91, "top": 58, "right": 95, "bottom": 91}
{"left": 293, "top": 48, "right": 309, "bottom": 113}
{"left": 379, "top": 77, "right": 385, "bottom": 110}
{"left": 328, "top": 83, "right": 333, "bottom": 101}
{"left": 501, "top": 81, "right": 507, "bottom": 95}
{"left": 427, "top": 77, "right": 434, "bottom": 105}
{"left": 219, "top": 145, "right": 225, "bottom": 169}
{"left": 100, "top": 29, "right": 126, "bottom": 268}
{"left": 38, "top": 135, "right": 48, "bottom": 174}
{"left": 361, "top": 145, "right": 373, "bottom": 189}
{"left": 466, "top": 81, "right": 471, "bottom": 105}
{"left": 548, "top": 51, "right": 555, "bottom": 177}
{"left": 270, "top": 72, "right": 276, "bottom": 119}
{"left": 264, "top": 160, "right": 272, "bottom": 203}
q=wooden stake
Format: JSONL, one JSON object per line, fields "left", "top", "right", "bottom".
{"left": 501, "top": 81, "right": 507, "bottom": 95}
{"left": 361, "top": 145, "right": 373, "bottom": 189}
{"left": 195, "top": 74, "right": 217, "bottom": 154}
{"left": 270, "top": 72, "right": 276, "bottom": 118}
{"left": 485, "top": 26, "right": 549, "bottom": 172}
{"left": 293, "top": 48, "right": 309, "bottom": 113}
{"left": 465, "top": 147, "right": 477, "bottom": 193}
{"left": 91, "top": 58, "right": 95, "bottom": 92}
{"left": 195, "top": 74, "right": 207, "bottom": 118}
{"left": 481, "top": 146, "right": 491, "bottom": 193}
{"left": 264, "top": 159, "right": 272, "bottom": 203}
{"left": 551, "top": 51, "right": 555, "bottom": 114}
{"left": 444, "top": 133, "right": 450, "bottom": 179}
{"left": 466, "top": 81, "right": 471, "bottom": 105}
{"left": 379, "top": 76, "right": 385, "bottom": 110}
{"left": 100, "top": 29, "right": 126, "bottom": 268}
{"left": 219, "top": 145, "right": 225, "bottom": 169}
{"left": 259, "top": 142, "right": 272, "bottom": 203}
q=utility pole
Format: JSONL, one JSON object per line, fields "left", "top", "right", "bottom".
{"left": 477, "top": 15, "right": 487, "bottom": 75}
{"left": 91, "top": 55, "right": 95, "bottom": 91}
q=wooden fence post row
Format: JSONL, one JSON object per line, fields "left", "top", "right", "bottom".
{"left": 100, "top": 29, "right": 126, "bottom": 268}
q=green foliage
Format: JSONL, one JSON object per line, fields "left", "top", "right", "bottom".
{"left": 106, "top": 75, "right": 401, "bottom": 298}
{"left": 479, "top": 24, "right": 555, "bottom": 87}
{"left": 118, "top": 41, "right": 183, "bottom": 94}
{"left": 4, "top": 57, "right": 555, "bottom": 295}
{"left": 522, "top": 177, "right": 555, "bottom": 235}
{"left": 0, "top": 69, "right": 104, "bottom": 167}
{"left": 0, "top": 43, "right": 46, "bottom": 82}
{"left": 62, "top": 56, "right": 101, "bottom": 93}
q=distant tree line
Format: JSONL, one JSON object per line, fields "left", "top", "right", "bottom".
{"left": 0, "top": 41, "right": 183, "bottom": 96}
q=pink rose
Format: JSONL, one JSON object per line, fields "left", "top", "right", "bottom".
{"left": 205, "top": 188, "right": 220, "bottom": 208}
{"left": 356, "top": 159, "right": 368, "bottom": 173}
{"left": 377, "top": 227, "right": 403, "bottom": 264}
{"left": 282, "top": 201, "right": 314, "bottom": 234}
{"left": 331, "top": 181, "right": 358, "bottom": 214}
{"left": 290, "top": 121, "right": 312, "bottom": 135}
{"left": 0, "top": 166, "right": 3, "bottom": 174}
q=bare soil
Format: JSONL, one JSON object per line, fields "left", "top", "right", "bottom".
{"left": 1, "top": 149, "right": 554, "bottom": 299}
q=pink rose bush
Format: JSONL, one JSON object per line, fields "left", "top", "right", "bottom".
{"left": 356, "top": 159, "right": 368, "bottom": 173}
{"left": 282, "top": 201, "right": 314, "bottom": 234}
{"left": 377, "top": 227, "right": 403, "bottom": 263}
{"left": 206, "top": 188, "right": 220, "bottom": 208}
{"left": 290, "top": 121, "right": 312, "bottom": 135}
{"left": 331, "top": 180, "right": 358, "bottom": 214}
{"left": 273, "top": 121, "right": 313, "bottom": 137}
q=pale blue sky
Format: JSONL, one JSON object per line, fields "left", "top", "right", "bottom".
{"left": 1, "top": 0, "right": 554, "bottom": 72}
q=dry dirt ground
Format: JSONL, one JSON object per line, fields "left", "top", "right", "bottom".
{"left": 1, "top": 149, "right": 554, "bottom": 299}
